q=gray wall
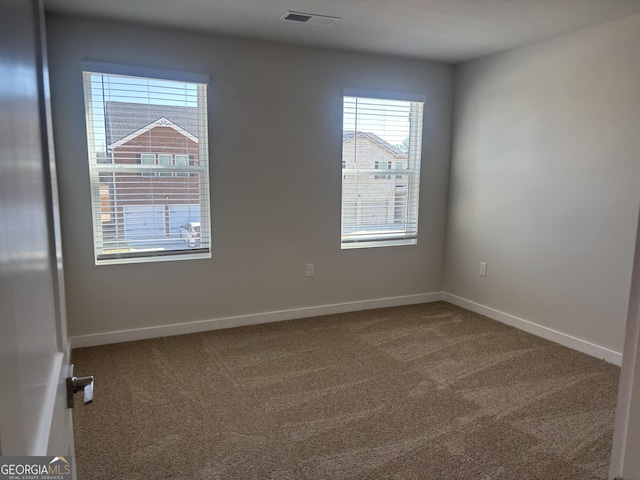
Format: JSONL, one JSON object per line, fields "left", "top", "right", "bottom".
{"left": 446, "top": 14, "right": 640, "bottom": 353}
{"left": 46, "top": 14, "right": 453, "bottom": 339}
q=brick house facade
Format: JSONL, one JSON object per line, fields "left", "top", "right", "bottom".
{"left": 100, "top": 102, "right": 203, "bottom": 243}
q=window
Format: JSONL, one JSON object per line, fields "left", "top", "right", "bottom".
{"left": 140, "top": 153, "right": 155, "bottom": 177}
{"left": 175, "top": 154, "right": 189, "bottom": 177}
{"left": 157, "top": 154, "right": 173, "bottom": 177}
{"left": 82, "top": 62, "right": 211, "bottom": 264}
{"left": 395, "top": 161, "right": 404, "bottom": 180}
{"left": 374, "top": 160, "right": 392, "bottom": 179}
{"left": 341, "top": 89, "right": 425, "bottom": 248}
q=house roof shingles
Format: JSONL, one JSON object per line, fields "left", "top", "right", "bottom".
{"left": 342, "top": 131, "right": 406, "bottom": 156}
{"left": 105, "top": 101, "right": 199, "bottom": 147}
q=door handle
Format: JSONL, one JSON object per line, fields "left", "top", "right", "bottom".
{"left": 66, "top": 369, "right": 94, "bottom": 408}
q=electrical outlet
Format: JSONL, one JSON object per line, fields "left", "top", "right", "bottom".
{"left": 306, "top": 263, "right": 315, "bottom": 277}
{"left": 480, "top": 262, "right": 487, "bottom": 277}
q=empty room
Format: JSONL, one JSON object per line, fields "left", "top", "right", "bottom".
{"left": 2, "top": 0, "right": 640, "bottom": 479}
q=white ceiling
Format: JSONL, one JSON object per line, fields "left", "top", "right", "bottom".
{"left": 43, "top": 0, "right": 640, "bottom": 63}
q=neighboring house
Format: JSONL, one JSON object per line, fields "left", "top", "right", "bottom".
{"left": 100, "top": 101, "right": 202, "bottom": 245}
{"left": 342, "top": 131, "right": 409, "bottom": 230}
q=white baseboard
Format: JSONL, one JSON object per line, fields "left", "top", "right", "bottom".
{"left": 70, "top": 291, "right": 622, "bottom": 365}
{"left": 443, "top": 293, "right": 623, "bottom": 366}
{"left": 70, "top": 292, "right": 445, "bottom": 349}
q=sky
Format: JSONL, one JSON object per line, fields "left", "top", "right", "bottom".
{"left": 343, "top": 96, "right": 413, "bottom": 146}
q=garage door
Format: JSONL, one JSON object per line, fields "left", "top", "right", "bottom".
{"left": 123, "top": 205, "right": 166, "bottom": 249}
{"left": 169, "top": 204, "right": 200, "bottom": 235}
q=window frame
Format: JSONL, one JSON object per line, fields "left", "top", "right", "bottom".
{"left": 82, "top": 62, "right": 212, "bottom": 265}
{"left": 157, "top": 154, "right": 173, "bottom": 177}
{"left": 175, "top": 154, "right": 190, "bottom": 177}
{"left": 340, "top": 88, "right": 425, "bottom": 249}
{"left": 374, "top": 160, "right": 392, "bottom": 180}
{"left": 140, "top": 153, "right": 156, "bottom": 177}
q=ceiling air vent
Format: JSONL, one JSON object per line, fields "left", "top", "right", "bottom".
{"left": 279, "top": 11, "right": 340, "bottom": 26}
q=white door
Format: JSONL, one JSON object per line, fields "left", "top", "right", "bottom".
{"left": 0, "top": 0, "right": 76, "bottom": 473}
{"left": 610, "top": 210, "right": 640, "bottom": 480}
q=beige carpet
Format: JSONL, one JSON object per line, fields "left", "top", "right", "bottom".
{"left": 71, "top": 302, "right": 619, "bottom": 479}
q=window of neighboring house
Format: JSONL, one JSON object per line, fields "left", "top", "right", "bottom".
{"left": 374, "top": 160, "right": 392, "bottom": 180}
{"left": 395, "top": 161, "right": 404, "bottom": 180}
{"left": 175, "top": 154, "right": 189, "bottom": 177}
{"left": 140, "top": 153, "right": 155, "bottom": 177}
{"left": 157, "top": 154, "right": 173, "bottom": 177}
{"left": 341, "top": 89, "right": 425, "bottom": 249}
{"left": 82, "top": 62, "right": 211, "bottom": 264}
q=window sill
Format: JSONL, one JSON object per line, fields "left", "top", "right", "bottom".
{"left": 341, "top": 238, "right": 417, "bottom": 250}
{"left": 95, "top": 250, "right": 211, "bottom": 265}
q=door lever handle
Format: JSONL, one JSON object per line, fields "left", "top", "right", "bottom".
{"left": 67, "top": 375, "right": 94, "bottom": 408}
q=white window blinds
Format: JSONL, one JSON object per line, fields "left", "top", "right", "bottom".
{"left": 82, "top": 65, "right": 211, "bottom": 264}
{"left": 341, "top": 91, "right": 425, "bottom": 248}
